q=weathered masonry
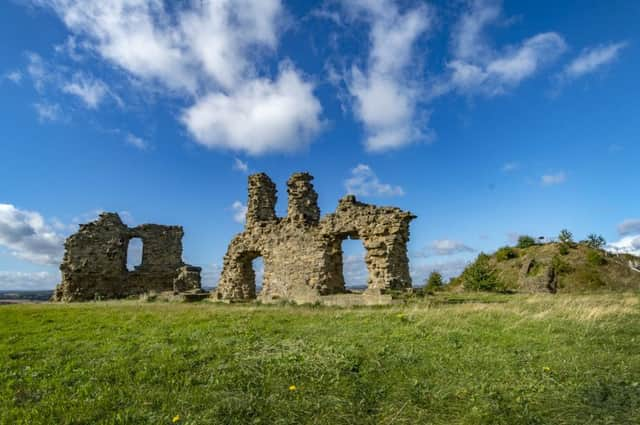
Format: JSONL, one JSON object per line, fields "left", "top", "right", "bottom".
{"left": 214, "top": 172, "right": 416, "bottom": 302}
{"left": 53, "top": 213, "right": 201, "bottom": 301}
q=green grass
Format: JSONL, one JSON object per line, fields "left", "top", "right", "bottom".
{"left": 1, "top": 293, "right": 639, "bottom": 424}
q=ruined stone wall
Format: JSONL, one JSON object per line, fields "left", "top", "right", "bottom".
{"left": 215, "top": 172, "right": 416, "bottom": 302}
{"left": 54, "top": 213, "right": 200, "bottom": 301}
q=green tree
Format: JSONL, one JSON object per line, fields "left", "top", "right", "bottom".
{"left": 585, "top": 234, "right": 606, "bottom": 249}
{"left": 558, "top": 229, "right": 574, "bottom": 245}
{"left": 461, "top": 253, "right": 504, "bottom": 292}
{"left": 517, "top": 235, "right": 536, "bottom": 249}
{"left": 425, "top": 271, "right": 444, "bottom": 293}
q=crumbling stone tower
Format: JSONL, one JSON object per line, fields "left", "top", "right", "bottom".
{"left": 215, "top": 172, "right": 416, "bottom": 302}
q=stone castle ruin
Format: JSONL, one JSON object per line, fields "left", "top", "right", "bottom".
{"left": 53, "top": 213, "right": 201, "bottom": 301}
{"left": 214, "top": 172, "right": 416, "bottom": 302}
{"left": 54, "top": 172, "right": 415, "bottom": 303}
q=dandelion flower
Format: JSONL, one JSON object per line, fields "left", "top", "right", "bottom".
{"left": 542, "top": 366, "right": 551, "bottom": 372}
{"left": 172, "top": 415, "right": 180, "bottom": 423}
{"left": 289, "top": 385, "right": 297, "bottom": 391}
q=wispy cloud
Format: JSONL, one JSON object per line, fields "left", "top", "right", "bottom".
{"left": 502, "top": 161, "right": 519, "bottom": 172}
{"left": 442, "top": 0, "right": 566, "bottom": 97}
{"left": 62, "top": 73, "right": 109, "bottom": 109}
{"left": 33, "top": 102, "right": 62, "bottom": 123}
{"left": 541, "top": 171, "right": 566, "bottom": 186}
{"left": 233, "top": 158, "right": 249, "bottom": 173}
{"left": 345, "top": 164, "right": 404, "bottom": 197}
{"left": 563, "top": 41, "right": 628, "bottom": 79}
{"left": 418, "top": 239, "right": 476, "bottom": 257}
{"left": 125, "top": 133, "right": 149, "bottom": 150}
{"left": 3, "top": 71, "right": 22, "bottom": 84}
{"left": 343, "top": 0, "right": 433, "bottom": 151}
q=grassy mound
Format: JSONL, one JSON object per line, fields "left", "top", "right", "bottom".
{"left": 449, "top": 243, "right": 640, "bottom": 293}
{"left": 2, "top": 294, "right": 640, "bottom": 424}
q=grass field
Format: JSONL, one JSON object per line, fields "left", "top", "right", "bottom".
{"left": 1, "top": 293, "right": 639, "bottom": 424}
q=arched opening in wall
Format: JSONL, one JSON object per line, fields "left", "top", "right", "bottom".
{"left": 340, "top": 237, "right": 368, "bottom": 290}
{"left": 253, "top": 256, "right": 264, "bottom": 293}
{"left": 127, "top": 238, "right": 143, "bottom": 271}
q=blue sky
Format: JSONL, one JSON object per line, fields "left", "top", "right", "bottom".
{"left": 1, "top": 0, "right": 638, "bottom": 290}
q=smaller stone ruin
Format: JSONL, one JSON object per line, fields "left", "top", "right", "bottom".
{"left": 214, "top": 172, "right": 416, "bottom": 303}
{"left": 53, "top": 213, "right": 201, "bottom": 301}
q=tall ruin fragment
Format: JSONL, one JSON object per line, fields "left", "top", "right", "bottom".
{"left": 53, "top": 213, "right": 201, "bottom": 301}
{"left": 215, "top": 172, "right": 416, "bottom": 302}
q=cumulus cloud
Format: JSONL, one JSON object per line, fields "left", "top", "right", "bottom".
{"left": 182, "top": 66, "right": 322, "bottom": 155}
{"left": 341, "top": 0, "right": 433, "bottom": 151}
{"left": 0, "top": 271, "right": 59, "bottom": 291}
{"left": 30, "top": 0, "right": 323, "bottom": 155}
{"left": 607, "top": 235, "right": 640, "bottom": 257}
{"left": 541, "top": 171, "right": 566, "bottom": 186}
{"left": 345, "top": 164, "right": 404, "bottom": 197}
{"left": 445, "top": 0, "right": 566, "bottom": 96}
{"left": 233, "top": 158, "right": 249, "bottom": 173}
{"left": 125, "top": 133, "right": 148, "bottom": 150}
{"left": 0, "top": 204, "right": 65, "bottom": 265}
{"left": 564, "top": 42, "right": 628, "bottom": 79}
{"left": 411, "top": 258, "right": 470, "bottom": 283}
{"left": 231, "top": 201, "right": 248, "bottom": 224}
{"left": 62, "top": 73, "right": 109, "bottom": 109}
{"left": 618, "top": 219, "right": 640, "bottom": 236}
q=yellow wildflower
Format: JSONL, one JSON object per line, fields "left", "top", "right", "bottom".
{"left": 172, "top": 415, "right": 180, "bottom": 423}
{"left": 289, "top": 385, "right": 297, "bottom": 391}
{"left": 542, "top": 366, "right": 551, "bottom": 373}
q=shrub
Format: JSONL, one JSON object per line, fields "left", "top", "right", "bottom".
{"left": 425, "top": 271, "right": 444, "bottom": 293}
{"left": 584, "top": 234, "right": 606, "bottom": 249}
{"left": 558, "top": 229, "right": 574, "bottom": 245}
{"left": 558, "top": 243, "right": 569, "bottom": 255}
{"left": 461, "top": 253, "right": 505, "bottom": 292}
{"left": 552, "top": 255, "right": 572, "bottom": 274}
{"left": 496, "top": 246, "right": 518, "bottom": 261}
{"left": 586, "top": 249, "right": 607, "bottom": 266}
{"left": 517, "top": 235, "right": 536, "bottom": 249}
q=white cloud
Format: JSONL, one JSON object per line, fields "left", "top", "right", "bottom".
{"left": 33, "top": 102, "right": 62, "bottom": 123}
{"left": 606, "top": 235, "right": 640, "bottom": 257}
{"left": 411, "top": 258, "right": 470, "bottom": 283}
{"left": 502, "top": 161, "right": 519, "bottom": 172}
{"left": 541, "top": 171, "right": 566, "bottom": 186}
{"left": 446, "top": 0, "right": 566, "bottom": 96}
{"left": 0, "top": 204, "right": 65, "bottom": 265}
{"left": 618, "top": 219, "right": 640, "bottom": 236}
{"left": 233, "top": 158, "right": 249, "bottom": 173}
{"left": 31, "top": 0, "right": 323, "bottom": 155}
{"left": 26, "top": 52, "right": 48, "bottom": 91}
{"left": 62, "top": 73, "right": 108, "bottom": 109}
{"left": 3, "top": 71, "right": 22, "bottom": 84}
{"left": 0, "top": 271, "right": 59, "bottom": 291}
{"left": 182, "top": 66, "right": 322, "bottom": 155}
{"left": 345, "top": 164, "right": 404, "bottom": 197}
{"left": 343, "top": 0, "right": 433, "bottom": 151}
{"left": 564, "top": 42, "right": 628, "bottom": 79}
{"left": 231, "top": 201, "right": 248, "bottom": 224}
{"left": 427, "top": 239, "right": 475, "bottom": 256}
{"left": 125, "top": 133, "right": 148, "bottom": 150}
